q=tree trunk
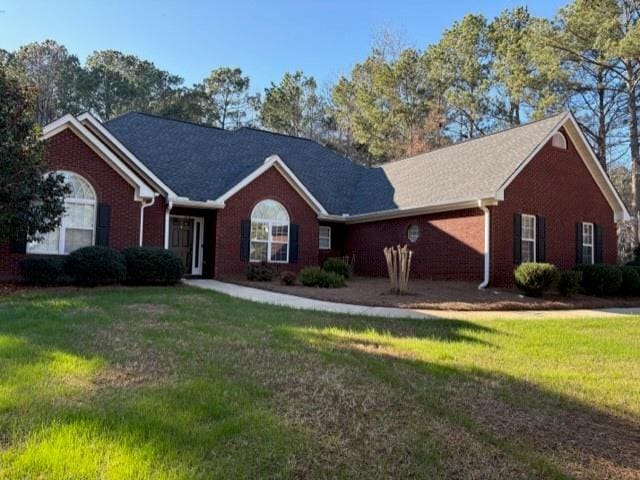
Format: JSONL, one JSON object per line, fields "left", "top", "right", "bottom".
{"left": 596, "top": 67, "right": 607, "bottom": 171}
{"left": 626, "top": 65, "right": 640, "bottom": 244}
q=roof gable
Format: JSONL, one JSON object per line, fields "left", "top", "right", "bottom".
{"left": 41, "top": 114, "right": 155, "bottom": 201}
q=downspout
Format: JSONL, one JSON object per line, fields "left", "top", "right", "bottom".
{"left": 139, "top": 194, "right": 157, "bottom": 246}
{"left": 478, "top": 204, "right": 491, "bottom": 289}
{"left": 164, "top": 199, "right": 173, "bottom": 249}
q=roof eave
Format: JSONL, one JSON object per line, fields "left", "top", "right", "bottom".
{"left": 327, "top": 198, "right": 498, "bottom": 224}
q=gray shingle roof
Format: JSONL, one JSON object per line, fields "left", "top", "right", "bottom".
{"left": 104, "top": 111, "right": 568, "bottom": 216}
{"left": 104, "top": 112, "right": 366, "bottom": 214}
{"left": 348, "top": 112, "right": 568, "bottom": 214}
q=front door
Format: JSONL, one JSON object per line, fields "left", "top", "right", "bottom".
{"left": 169, "top": 216, "right": 204, "bottom": 275}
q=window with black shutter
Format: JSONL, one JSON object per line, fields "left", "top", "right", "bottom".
{"left": 95, "top": 203, "right": 111, "bottom": 247}
{"left": 289, "top": 224, "right": 299, "bottom": 263}
{"left": 536, "top": 215, "right": 546, "bottom": 262}
{"left": 240, "top": 219, "right": 250, "bottom": 261}
{"left": 513, "top": 213, "right": 522, "bottom": 264}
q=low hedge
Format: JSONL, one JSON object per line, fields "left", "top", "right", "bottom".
{"left": 246, "top": 262, "right": 274, "bottom": 281}
{"left": 299, "top": 267, "right": 345, "bottom": 288}
{"left": 513, "top": 262, "right": 558, "bottom": 297}
{"left": 574, "top": 264, "right": 623, "bottom": 296}
{"left": 64, "top": 246, "right": 127, "bottom": 286}
{"left": 19, "top": 257, "right": 67, "bottom": 286}
{"left": 122, "top": 247, "right": 184, "bottom": 285}
{"left": 556, "top": 270, "right": 582, "bottom": 297}
{"left": 620, "top": 266, "right": 640, "bottom": 295}
{"left": 280, "top": 270, "right": 296, "bottom": 286}
{"left": 322, "top": 257, "right": 349, "bottom": 278}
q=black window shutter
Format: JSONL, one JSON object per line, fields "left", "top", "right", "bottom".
{"left": 595, "top": 224, "right": 603, "bottom": 264}
{"left": 95, "top": 203, "right": 111, "bottom": 246}
{"left": 240, "top": 219, "right": 250, "bottom": 261}
{"left": 10, "top": 231, "right": 27, "bottom": 254}
{"left": 289, "top": 224, "right": 299, "bottom": 263}
{"left": 575, "top": 223, "right": 583, "bottom": 265}
{"left": 513, "top": 213, "right": 522, "bottom": 264}
{"left": 536, "top": 215, "right": 546, "bottom": 262}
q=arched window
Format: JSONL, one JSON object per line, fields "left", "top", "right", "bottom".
{"left": 551, "top": 132, "right": 567, "bottom": 149}
{"left": 28, "top": 171, "right": 97, "bottom": 255}
{"left": 250, "top": 199, "right": 289, "bottom": 263}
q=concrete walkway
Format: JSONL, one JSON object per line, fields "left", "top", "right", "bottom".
{"left": 183, "top": 279, "right": 640, "bottom": 320}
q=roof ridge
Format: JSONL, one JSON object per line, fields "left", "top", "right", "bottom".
{"left": 387, "top": 111, "right": 569, "bottom": 166}
{"left": 238, "top": 126, "right": 317, "bottom": 143}
{"left": 108, "top": 111, "right": 325, "bottom": 146}
{"left": 108, "top": 111, "right": 230, "bottom": 132}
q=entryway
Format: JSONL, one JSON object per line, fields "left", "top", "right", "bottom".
{"left": 169, "top": 215, "right": 204, "bottom": 275}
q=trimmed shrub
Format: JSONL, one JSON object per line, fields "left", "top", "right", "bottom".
{"left": 556, "top": 270, "right": 582, "bottom": 297}
{"left": 280, "top": 270, "right": 297, "bottom": 286}
{"left": 322, "top": 257, "right": 349, "bottom": 278}
{"left": 574, "top": 264, "right": 623, "bottom": 296}
{"left": 620, "top": 266, "right": 640, "bottom": 295}
{"left": 64, "top": 246, "right": 127, "bottom": 286}
{"left": 19, "top": 256, "right": 66, "bottom": 286}
{"left": 246, "top": 261, "right": 273, "bottom": 281}
{"left": 122, "top": 247, "right": 184, "bottom": 285}
{"left": 299, "top": 266, "right": 345, "bottom": 288}
{"left": 513, "top": 262, "right": 558, "bottom": 297}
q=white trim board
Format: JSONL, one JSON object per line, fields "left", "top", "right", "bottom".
{"left": 216, "top": 154, "right": 329, "bottom": 215}
{"left": 78, "top": 112, "right": 178, "bottom": 197}
{"left": 42, "top": 114, "right": 155, "bottom": 201}
{"left": 495, "top": 112, "right": 629, "bottom": 222}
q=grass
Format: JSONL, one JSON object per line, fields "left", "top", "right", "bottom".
{"left": 0, "top": 286, "right": 638, "bottom": 479}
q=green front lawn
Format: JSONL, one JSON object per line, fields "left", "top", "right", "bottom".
{"left": 0, "top": 286, "right": 638, "bottom": 479}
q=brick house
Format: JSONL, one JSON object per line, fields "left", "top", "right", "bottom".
{"left": 1, "top": 111, "right": 629, "bottom": 287}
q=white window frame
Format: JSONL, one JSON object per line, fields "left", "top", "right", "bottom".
{"left": 250, "top": 200, "right": 290, "bottom": 264}
{"left": 27, "top": 171, "right": 97, "bottom": 255}
{"left": 319, "top": 226, "right": 331, "bottom": 250}
{"left": 521, "top": 214, "right": 536, "bottom": 263}
{"left": 582, "top": 222, "right": 594, "bottom": 265}
{"left": 552, "top": 132, "right": 567, "bottom": 149}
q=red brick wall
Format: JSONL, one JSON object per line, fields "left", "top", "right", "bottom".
{"left": 214, "top": 166, "right": 319, "bottom": 277}
{"left": 345, "top": 209, "right": 485, "bottom": 281}
{"left": 490, "top": 128, "right": 618, "bottom": 286}
{"left": 142, "top": 196, "right": 166, "bottom": 248}
{"left": 1, "top": 128, "right": 144, "bottom": 280}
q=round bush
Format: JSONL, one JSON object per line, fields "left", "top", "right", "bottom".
{"left": 322, "top": 257, "right": 349, "bottom": 278}
{"left": 513, "top": 262, "right": 558, "bottom": 297}
{"left": 280, "top": 270, "right": 296, "bottom": 286}
{"left": 620, "top": 266, "right": 640, "bottom": 295}
{"left": 122, "top": 247, "right": 185, "bottom": 285}
{"left": 246, "top": 262, "right": 274, "bottom": 281}
{"left": 19, "top": 257, "right": 66, "bottom": 286}
{"left": 574, "top": 264, "right": 623, "bottom": 296}
{"left": 556, "top": 270, "right": 582, "bottom": 297}
{"left": 64, "top": 246, "right": 126, "bottom": 286}
{"left": 299, "top": 266, "right": 345, "bottom": 288}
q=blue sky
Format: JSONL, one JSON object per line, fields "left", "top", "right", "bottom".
{"left": 0, "top": 0, "right": 567, "bottom": 92}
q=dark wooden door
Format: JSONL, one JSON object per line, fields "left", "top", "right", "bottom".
{"left": 170, "top": 217, "right": 194, "bottom": 274}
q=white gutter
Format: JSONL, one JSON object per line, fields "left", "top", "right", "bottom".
{"left": 171, "top": 197, "right": 224, "bottom": 209}
{"left": 478, "top": 204, "right": 491, "bottom": 289}
{"left": 139, "top": 194, "right": 157, "bottom": 246}
{"left": 164, "top": 200, "right": 173, "bottom": 249}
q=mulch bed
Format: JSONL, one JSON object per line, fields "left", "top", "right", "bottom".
{"left": 223, "top": 275, "right": 640, "bottom": 311}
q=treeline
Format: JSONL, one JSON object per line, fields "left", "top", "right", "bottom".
{"left": 2, "top": 2, "right": 639, "bottom": 224}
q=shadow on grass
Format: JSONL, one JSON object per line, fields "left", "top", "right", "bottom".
{"left": 0, "top": 286, "right": 638, "bottom": 478}
{"left": 280, "top": 324, "right": 640, "bottom": 478}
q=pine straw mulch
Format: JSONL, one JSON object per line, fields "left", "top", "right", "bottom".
{"left": 224, "top": 275, "right": 640, "bottom": 311}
